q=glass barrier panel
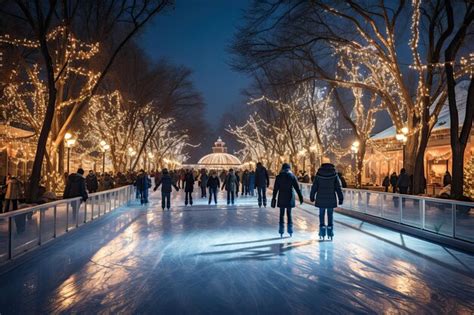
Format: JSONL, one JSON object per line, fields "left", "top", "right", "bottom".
{"left": 55, "top": 203, "right": 68, "bottom": 237}
{"left": 67, "top": 200, "right": 81, "bottom": 231}
{"left": 455, "top": 203, "right": 474, "bottom": 242}
{"left": 424, "top": 200, "right": 453, "bottom": 237}
{"left": 366, "top": 193, "right": 382, "bottom": 217}
{"left": 401, "top": 197, "right": 421, "bottom": 228}
{"left": 381, "top": 194, "right": 400, "bottom": 222}
{"left": 40, "top": 206, "right": 56, "bottom": 243}
{"left": 92, "top": 195, "right": 99, "bottom": 219}
{"left": 11, "top": 209, "right": 38, "bottom": 258}
{"left": 77, "top": 201, "right": 86, "bottom": 227}
{"left": 0, "top": 218, "right": 9, "bottom": 263}
{"left": 352, "top": 191, "right": 366, "bottom": 213}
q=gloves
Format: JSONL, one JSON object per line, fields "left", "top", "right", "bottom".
{"left": 339, "top": 199, "right": 344, "bottom": 205}
{"left": 299, "top": 197, "right": 303, "bottom": 205}
{"left": 310, "top": 196, "right": 315, "bottom": 202}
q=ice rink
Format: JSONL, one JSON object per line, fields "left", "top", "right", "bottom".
{"left": 0, "top": 188, "right": 473, "bottom": 314}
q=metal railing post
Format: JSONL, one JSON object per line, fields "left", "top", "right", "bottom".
{"left": 8, "top": 217, "right": 12, "bottom": 260}
{"left": 66, "top": 203, "right": 69, "bottom": 232}
{"left": 53, "top": 205, "right": 57, "bottom": 238}
{"left": 421, "top": 199, "right": 425, "bottom": 230}
{"left": 452, "top": 203, "right": 456, "bottom": 238}
{"left": 399, "top": 196, "right": 403, "bottom": 223}
{"left": 76, "top": 201, "right": 80, "bottom": 228}
{"left": 38, "top": 209, "right": 43, "bottom": 245}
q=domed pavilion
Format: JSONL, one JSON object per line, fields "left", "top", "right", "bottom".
{"left": 197, "top": 137, "right": 241, "bottom": 169}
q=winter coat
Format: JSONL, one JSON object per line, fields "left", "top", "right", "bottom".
{"left": 102, "top": 176, "right": 115, "bottom": 191}
{"left": 249, "top": 172, "right": 256, "bottom": 190}
{"left": 200, "top": 174, "right": 209, "bottom": 188}
{"left": 272, "top": 169, "right": 303, "bottom": 208}
{"left": 397, "top": 172, "right": 410, "bottom": 188}
{"left": 222, "top": 173, "right": 238, "bottom": 192}
{"left": 310, "top": 164, "right": 343, "bottom": 208}
{"left": 382, "top": 176, "right": 390, "bottom": 187}
{"left": 207, "top": 176, "right": 220, "bottom": 189}
{"left": 155, "top": 174, "right": 179, "bottom": 193}
{"left": 135, "top": 172, "right": 150, "bottom": 191}
{"left": 242, "top": 172, "right": 249, "bottom": 186}
{"left": 255, "top": 166, "right": 270, "bottom": 188}
{"left": 443, "top": 173, "right": 452, "bottom": 187}
{"left": 184, "top": 173, "right": 195, "bottom": 192}
{"left": 5, "top": 178, "right": 22, "bottom": 200}
{"left": 390, "top": 174, "right": 398, "bottom": 187}
{"left": 86, "top": 174, "right": 99, "bottom": 192}
{"left": 63, "top": 173, "right": 88, "bottom": 201}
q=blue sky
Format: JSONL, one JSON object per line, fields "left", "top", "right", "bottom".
{"left": 139, "top": 0, "right": 251, "bottom": 124}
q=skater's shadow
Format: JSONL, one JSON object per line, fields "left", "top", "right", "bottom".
{"left": 197, "top": 240, "right": 317, "bottom": 262}
{"left": 212, "top": 237, "right": 283, "bottom": 247}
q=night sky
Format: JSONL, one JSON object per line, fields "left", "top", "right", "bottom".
{"left": 139, "top": 0, "right": 251, "bottom": 125}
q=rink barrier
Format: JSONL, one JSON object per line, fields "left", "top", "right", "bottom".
{"left": 270, "top": 178, "right": 474, "bottom": 250}
{"left": 0, "top": 185, "right": 135, "bottom": 264}
{"left": 297, "top": 182, "right": 474, "bottom": 249}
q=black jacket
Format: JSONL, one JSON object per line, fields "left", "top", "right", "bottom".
{"left": 397, "top": 172, "right": 410, "bottom": 188}
{"left": 272, "top": 169, "right": 303, "bottom": 208}
{"left": 155, "top": 174, "right": 179, "bottom": 193}
{"left": 207, "top": 176, "right": 220, "bottom": 189}
{"left": 255, "top": 166, "right": 270, "bottom": 188}
{"left": 310, "top": 164, "right": 343, "bottom": 208}
{"left": 135, "top": 172, "right": 150, "bottom": 191}
{"left": 222, "top": 173, "right": 238, "bottom": 192}
{"left": 390, "top": 174, "right": 398, "bottom": 187}
{"left": 86, "top": 174, "right": 98, "bottom": 192}
{"left": 64, "top": 173, "right": 88, "bottom": 201}
{"left": 184, "top": 173, "right": 195, "bottom": 192}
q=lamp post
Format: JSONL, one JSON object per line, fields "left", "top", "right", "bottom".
{"left": 396, "top": 127, "right": 409, "bottom": 166}
{"left": 65, "top": 133, "right": 76, "bottom": 174}
{"left": 351, "top": 141, "right": 360, "bottom": 187}
{"left": 148, "top": 152, "right": 154, "bottom": 171}
{"left": 99, "top": 141, "right": 110, "bottom": 174}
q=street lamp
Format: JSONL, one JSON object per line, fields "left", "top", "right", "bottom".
{"left": 100, "top": 141, "right": 110, "bottom": 174}
{"left": 148, "top": 152, "right": 154, "bottom": 171}
{"left": 64, "top": 133, "right": 76, "bottom": 174}
{"left": 396, "top": 127, "right": 409, "bottom": 164}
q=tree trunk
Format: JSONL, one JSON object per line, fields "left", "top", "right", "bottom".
{"left": 356, "top": 141, "right": 366, "bottom": 188}
{"left": 451, "top": 143, "right": 464, "bottom": 199}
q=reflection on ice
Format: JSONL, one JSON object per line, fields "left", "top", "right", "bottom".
{"left": 0, "top": 188, "right": 473, "bottom": 314}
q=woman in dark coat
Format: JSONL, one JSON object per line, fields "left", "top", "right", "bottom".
{"left": 310, "top": 163, "right": 343, "bottom": 240}
{"left": 222, "top": 169, "right": 238, "bottom": 205}
{"left": 184, "top": 169, "right": 195, "bottom": 206}
{"left": 207, "top": 171, "right": 220, "bottom": 205}
{"left": 271, "top": 163, "right": 303, "bottom": 237}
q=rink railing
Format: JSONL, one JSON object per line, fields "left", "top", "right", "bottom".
{"left": 296, "top": 182, "right": 474, "bottom": 244}
{"left": 0, "top": 185, "right": 135, "bottom": 264}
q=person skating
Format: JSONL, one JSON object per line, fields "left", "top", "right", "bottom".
{"left": 310, "top": 163, "right": 343, "bottom": 240}
{"left": 86, "top": 170, "right": 99, "bottom": 193}
{"left": 154, "top": 168, "right": 179, "bottom": 210}
{"left": 248, "top": 170, "right": 256, "bottom": 196}
{"left": 222, "top": 169, "right": 238, "bottom": 205}
{"left": 235, "top": 171, "right": 241, "bottom": 197}
{"left": 63, "top": 168, "right": 88, "bottom": 223}
{"left": 135, "top": 169, "right": 150, "bottom": 205}
{"left": 382, "top": 175, "right": 390, "bottom": 192}
{"left": 241, "top": 170, "right": 249, "bottom": 195}
{"left": 255, "top": 162, "right": 270, "bottom": 207}
{"left": 207, "top": 171, "right": 220, "bottom": 205}
{"left": 271, "top": 163, "right": 303, "bottom": 238}
{"left": 199, "top": 169, "right": 209, "bottom": 198}
{"left": 390, "top": 172, "right": 398, "bottom": 193}
{"left": 184, "top": 169, "right": 195, "bottom": 206}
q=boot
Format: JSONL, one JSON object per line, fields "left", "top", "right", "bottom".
{"left": 327, "top": 226, "right": 334, "bottom": 240}
{"left": 279, "top": 223, "right": 284, "bottom": 238}
{"left": 287, "top": 223, "right": 293, "bottom": 237}
{"left": 319, "top": 225, "right": 326, "bottom": 240}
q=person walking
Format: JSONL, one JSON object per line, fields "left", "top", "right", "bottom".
{"left": 255, "top": 162, "right": 270, "bottom": 207}
{"left": 390, "top": 172, "right": 398, "bottom": 193}
{"left": 86, "top": 170, "right": 99, "bottom": 193}
{"left": 310, "top": 163, "right": 344, "bottom": 240}
{"left": 222, "top": 169, "right": 238, "bottom": 205}
{"left": 397, "top": 168, "right": 410, "bottom": 194}
{"left": 207, "top": 171, "right": 220, "bottom": 205}
{"left": 248, "top": 170, "right": 256, "bottom": 196}
{"left": 63, "top": 168, "right": 88, "bottom": 222}
{"left": 241, "top": 170, "right": 249, "bottom": 195}
{"left": 235, "top": 171, "right": 241, "bottom": 197}
{"left": 184, "top": 169, "right": 195, "bottom": 206}
{"left": 271, "top": 163, "right": 303, "bottom": 238}
{"left": 382, "top": 175, "right": 390, "bottom": 192}
{"left": 337, "top": 172, "right": 347, "bottom": 188}
{"left": 199, "top": 169, "right": 209, "bottom": 198}
{"left": 154, "top": 169, "right": 179, "bottom": 210}
{"left": 101, "top": 173, "right": 115, "bottom": 191}
{"left": 135, "top": 170, "right": 151, "bottom": 205}
{"left": 443, "top": 171, "right": 452, "bottom": 187}
{"left": 4, "top": 175, "right": 22, "bottom": 213}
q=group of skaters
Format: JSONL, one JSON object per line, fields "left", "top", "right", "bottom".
{"left": 149, "top": 163, "right": 271, "bottom": 209}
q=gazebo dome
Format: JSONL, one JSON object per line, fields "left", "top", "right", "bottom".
{"left": 197, "top": 137, "right": 241, "bottom": 168}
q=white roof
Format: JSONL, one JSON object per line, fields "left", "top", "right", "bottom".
{"left": 371, "top": 80, "right": 469, "bottom": 140}
{"left": 198, "top": 153, "right": 242, "bottom": 166}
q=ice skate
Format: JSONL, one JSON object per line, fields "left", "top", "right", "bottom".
{"left": 319, "top": 225, "right": 326, "bottom": 240}
{"left": 279, "top": 223, "right": 284, "bottom": 238}
{"left": 327, "top": 226, "right": 334, "bottom": 240}
{"left": 288, "top": 224, "right": 293, "bottom": 237}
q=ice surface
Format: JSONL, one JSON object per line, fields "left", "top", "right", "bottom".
{"left": 0, "top": 188, "right": 473, "bottom": 314}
